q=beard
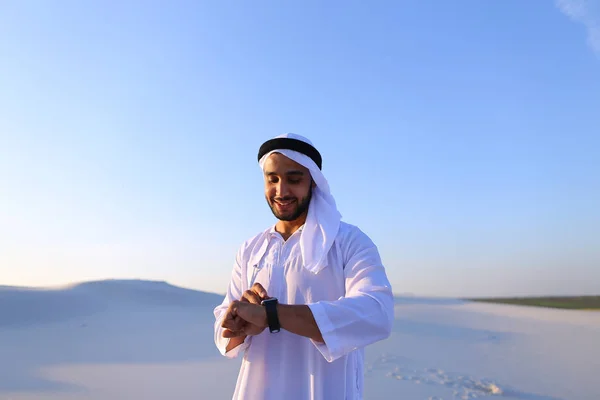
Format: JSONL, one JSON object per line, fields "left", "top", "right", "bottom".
{"left": 267, "top": 186, "right": 313, "bottom": 222}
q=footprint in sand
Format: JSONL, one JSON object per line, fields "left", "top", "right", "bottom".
{"left": 368, "top": 353, "right": 504, "bottom": 399}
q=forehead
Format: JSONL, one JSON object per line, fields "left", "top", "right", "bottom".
{"left": 263, "top": 152, "right": 310, "bottom": 175}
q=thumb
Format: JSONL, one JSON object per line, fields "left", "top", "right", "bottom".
{"left": 252, "top": 283, "right": 268, "bottom": 299}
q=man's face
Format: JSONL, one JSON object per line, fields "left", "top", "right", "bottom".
{"left": 263, "top": 152, "right": 314, "bottom": 222}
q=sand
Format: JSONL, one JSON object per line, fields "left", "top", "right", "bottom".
{"left": 0, "top": 280, "right": 598, "bottom": 399}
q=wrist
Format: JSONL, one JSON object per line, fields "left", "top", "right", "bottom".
{"left": 261, "top": 297, "right": 281, "bottom": 333}
{"left": 262, "top": 306, "right": 268, "bottom": 328}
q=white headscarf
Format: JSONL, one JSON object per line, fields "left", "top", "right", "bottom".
{"left": 258, "top": 133, "right": 342, "bottom": 274}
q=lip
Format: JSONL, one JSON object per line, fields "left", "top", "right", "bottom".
{"left": 274, "top": 199, "right": 296, "bottom": 210}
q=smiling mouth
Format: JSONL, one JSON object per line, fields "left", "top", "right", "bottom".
{"left": 274, "top": 199, "right": 296, "bottom": 207}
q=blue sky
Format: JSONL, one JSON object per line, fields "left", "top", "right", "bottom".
{"left": 1, "top": 1, "right": 599, "bottom": 297}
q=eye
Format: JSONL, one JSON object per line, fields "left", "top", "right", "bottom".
{"left": 268, "top": 177, "right": 279, "bottom": 184}
{"left": 288, "top": 179, "right": 301, "bottom": 184}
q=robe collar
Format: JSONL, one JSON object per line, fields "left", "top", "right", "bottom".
{"left": 247, "top": 224, "right": 305, "bottom": 268}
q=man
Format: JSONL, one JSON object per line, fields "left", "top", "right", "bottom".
{"left": 213, "top": 133, "right": 394, "bottom": 400}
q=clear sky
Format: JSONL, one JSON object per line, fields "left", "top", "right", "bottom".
{"left": 1, "top": 1, "right": 599, "bottom": 298}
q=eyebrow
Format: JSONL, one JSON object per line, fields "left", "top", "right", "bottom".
{"left": 265, "top": 170, "right": 305, "bottom": 177}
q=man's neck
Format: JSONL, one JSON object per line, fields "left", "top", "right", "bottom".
{"left": 275, "top": 216, "right": 306, "bottom": 241}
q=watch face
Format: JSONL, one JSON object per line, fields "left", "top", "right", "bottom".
{"left": 262, "top": 297, "right": 277, "bottom": 305}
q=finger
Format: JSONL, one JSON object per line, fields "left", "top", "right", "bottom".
{"left": 233, "top": 315, "right": 245, "bottom": 330}
{"left": 223, "top": 315, "right": 245, "bottom": 331}
{"left": 223, "top": 320, "right": 244, "bottom": 332}
{"left": 242, "top": 290, "right": 262, "bottom": 304}
{"left": 224, "top": 301, "right": 238, "bottom": 318}
{"left": 221, "top": 311, "right": 234, "bottom": 328}
{"left": 222, "top": 329, "right": 244, "bottom": 338}
{"left": 221, "top": 302, "right": 239, "bottom": 326}
{"left": 222, "top": 305, "right": 242, "bottom": 328}
{"left": 234, "top": 301, "right": 263, "bottom": 327}
{"left": 222, "top": 317, "right": 233, "bottom": 330}
{"left": 251, "top": 283, "right": 268, "bottom": 299}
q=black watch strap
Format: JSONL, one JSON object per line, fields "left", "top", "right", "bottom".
{"left": 262, "top": 298, "right": 281, "bottom": 333}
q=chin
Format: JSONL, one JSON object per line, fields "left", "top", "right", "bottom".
{"left": 275, "top": 211, "right": 296, "bottom": 221}
{"left": 277, "top": 215, "right": 296, "bottom": 222}
{"left": 270, "top": 208, "right": 298, "bottom": 222}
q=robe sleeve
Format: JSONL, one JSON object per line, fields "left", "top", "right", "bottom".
{"left": 307, "top": 227, "right": 394, "bottom": 363}
{"left": 213, "top": 248, "right": 252, "bottom": 358}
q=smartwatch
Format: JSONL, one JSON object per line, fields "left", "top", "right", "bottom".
{"left": 261, "top": 297, "right": 281, "bottom": 333}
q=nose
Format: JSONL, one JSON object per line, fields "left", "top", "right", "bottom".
{"left": 275, "top": 180, "right": 290, "bottom": 198}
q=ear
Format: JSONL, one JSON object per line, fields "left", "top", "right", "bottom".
{"left": 311, "top": 179, "right": 317, "bottom": 188}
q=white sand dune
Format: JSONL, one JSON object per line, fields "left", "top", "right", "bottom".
{"left": 0, "top": 280, "right": 598, "bottom": 400}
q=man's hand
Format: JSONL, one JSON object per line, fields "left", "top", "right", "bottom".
{"left": 242, "top": 282, "right": 269, "bottom": 303}
{"left": 222, "top": 282, "right": 324, "bottom": 344}
{"left": 222, "top": 283, "right": 269, "bottom": 338}
{"left": 222, "top": 300, "right": 268, "bottom": 337}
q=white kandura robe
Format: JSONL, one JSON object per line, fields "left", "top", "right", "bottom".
{"left": 213, "top": 221, "right": 395, "bottom": 400}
